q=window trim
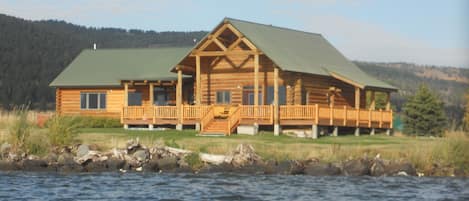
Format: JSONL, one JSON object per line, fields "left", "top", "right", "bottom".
{"left": 80, "top": 92, "right": 106, "bottom": 110}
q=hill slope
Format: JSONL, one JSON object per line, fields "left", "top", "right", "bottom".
{"left": 0, "top": 14, "right": 206, "bottom": 109}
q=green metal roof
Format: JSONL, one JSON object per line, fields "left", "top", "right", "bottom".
{"left": 50, "top": 47, "right": 192, "bottom": 87}
{"left": 226, "top": 18, "right": 397, "bottom": 90}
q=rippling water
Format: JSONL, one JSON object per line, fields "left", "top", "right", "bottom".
{"left": 0, "top": 172, "right": 468, "bottom": 201}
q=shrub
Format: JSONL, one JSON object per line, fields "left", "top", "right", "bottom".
{"left": 8, "top": 105, "right": 32, "bottom": 151}
{"left": 184, "top": 152, "right": 204, "bottom": 170}
{"left": 45, "top": 116, "right": 121, "bottom": 128}
{"left": 46, "top": 115, "right": 81, "bottom": 147}
{"left": 403, "top": 84, "right": 447, "bottom": 136}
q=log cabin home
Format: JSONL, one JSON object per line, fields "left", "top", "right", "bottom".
{"left": 50, "top": 18, "right": 397, "bottom": 138}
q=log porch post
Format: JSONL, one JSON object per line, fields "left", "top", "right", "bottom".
{"left": 354, "top": 87, "right": 360, "bottom": 136}
{"left": 370, "top": 90, "right": 376, "bottom": 135}
{"left": 253, "top": 53, "right": 259, "bottom": 134}
{"left": 195, "top": 55, "right": 201, "bottom": 131}
{"left": 273, "top": 66, "right": 280, "bottom": 136}
{"left": 148, "top": 83, "right": 154, "bottom": 130}
{"left": 123, "top": 82, "right": 129, "bottom": 129}
{"left": 385, "top": 91, "right": 392, "bottom": 135}
{"left": 176, "top": 69, "right": 183, "bottom": 130}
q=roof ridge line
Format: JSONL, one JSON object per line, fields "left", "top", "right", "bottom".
{"left": 224, "top": 17, "right": 322, "bottom": 37}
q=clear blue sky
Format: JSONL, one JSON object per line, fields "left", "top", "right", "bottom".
{"left": 0, "top": 0, "right": 467, "bottom": 68}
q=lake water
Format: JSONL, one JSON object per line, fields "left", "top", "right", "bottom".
{"left": 0, "top": 172, "right": 467, "bottom": 201}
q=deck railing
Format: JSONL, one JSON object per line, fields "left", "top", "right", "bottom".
{"left": 122, "top": 104, "right": 393, "bottom": 128}
{"left": 240, "top": 105, "right": 273, "bottom": 123}
{"left": 227, "top": 107, "right": 241, "bottom": 135}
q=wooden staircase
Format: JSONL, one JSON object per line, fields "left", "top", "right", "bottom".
{"left": 200, "top": 106, "right": 241, "bottom": 136}
{"left": 200, "top": 119, "right": 230, "bottom": 135}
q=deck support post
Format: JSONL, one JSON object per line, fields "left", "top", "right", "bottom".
{"left": 370, "top": 128, "right": 375, "bottom": 135}
{"left": 312, "top": 124, "right": 318, "bottom": 139}
{"left": 274, "top": 124, "right": 281, "bottom": 136}
{"left": 386, "top": 129, "right": 392, "bottom": 136}
{"left": 332, "top": 126, "right": 338, "bottom": 137}
{"left": 148, "top": 124, "right": 154, "bottom": 130}
{"left": 124, "top": 124, "right": 129, "bottom": 129}
{"left": 195, "top": 123, "right": 200, "bottom": 131}
{"left": 254, "top": 54, "right": 259, "bottom": 126}
{"left": 176, "top": 124, "right": 183, "bottom": 130}
{"left": 273, "top": 66, "right": 279, "bottom": 136}
{"left": 354, "top": 127, "right": 360, "bottom": 136}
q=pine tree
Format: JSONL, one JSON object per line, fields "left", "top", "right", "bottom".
{"left": 403, "top": 84, "right": 447, "bottom": 136}
{"left": 464, "top": 91, "right": 469, "bottom": 131}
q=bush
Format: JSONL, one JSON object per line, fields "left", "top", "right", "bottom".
{"left": 45, "top": 116, "right": 121, "bottom": 128}
{"left": 403, "top": 84, "right": 447, "bottom": 136}
{"left": 46, "top": 115, "right": 81, "bottom": 147}
{"left": 8, "top": 106, "right": 32, "bottom": 151}
{"left": 185, "top": 152, "right": 204, "bottom": 170}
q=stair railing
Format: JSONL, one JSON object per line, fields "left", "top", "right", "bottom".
{"left": 200, "top": 105, "right": 214, "bottom": 132}
{"left": 226, "top": 107, "right": 241, "bottom": 135}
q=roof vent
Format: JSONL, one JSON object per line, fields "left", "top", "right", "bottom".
{"left": 93, "top": 43, "right": 97, "bottom": 50}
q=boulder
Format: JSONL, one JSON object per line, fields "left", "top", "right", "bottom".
{"left": 57, "top": 152, "right": 83, "bottom": 172}
{"left": 126, "top": 139, "right": 142, "bottom": 155}
{"left": 142, "top": 159, "right": 159, "bottom": 172}
{"left": 133, "top": 149, "right": 149, "bottom": 163}
{"left": 0, "top": 161, "right": 18, "bottom": 171}
{"left": 370, "top": 159, "right": 387, "bottom": 176}
{"left": 20, "top": 159, "right": 49, "bottom": 171}
{"left": 198, "top": 163, "right": 235, "bottom": 174}
{"left": 85, "top": 161, "right": 108, "bottom": 172}
{"left": 304, "top": 163, "right": 341, "bottom": 176}
{"left": 43, "top": 153, "right": 58, "bottom": 164}
{"left": 342, "top": 159, "right": 371, "bottom": 176}
{"left": 155, "top": 157, "right": 178, "bottom": 171}
{"left": 386, "top": 161, "right": 416, "bottom": 176}
{"left": 264, "top": 160, "right": 303, "bottom": 175}
{"left": 0, "top": 142, "right": 11, "bottom": 158}
{"left": 106, "top": 158, "right": 125, "bottom": 170}
{"left": 230, "top": 144, "right": 262, "bottom": 167}
{"left": 76, "top": 144, "right": 90, "bottom": 158}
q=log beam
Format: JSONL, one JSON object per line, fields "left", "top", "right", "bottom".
{"left": 196, "top": 55, "right": 201, "bottom": 105}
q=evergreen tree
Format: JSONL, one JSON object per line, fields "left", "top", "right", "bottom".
{"left": 403, "top": 84, "right": 447, "bottom": 136}
{"left": 464, "top": 91, "right": 469, "bottom": 131}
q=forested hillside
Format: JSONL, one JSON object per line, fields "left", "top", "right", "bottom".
{"left": 0, "top": 14, "right": 206, "bottom": 109}
{"left": 0, "top": 14, "right": 467, "bottom": 127}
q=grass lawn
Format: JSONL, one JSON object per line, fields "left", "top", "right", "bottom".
{"left": 76, "top": 128, "right": 437, "bottom": 161}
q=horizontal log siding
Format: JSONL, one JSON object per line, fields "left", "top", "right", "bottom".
{"left": 200, "top": 55, "right": 277, "bottom": 105}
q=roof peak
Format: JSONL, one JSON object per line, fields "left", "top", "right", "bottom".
{"left": 223, "top": 17, "right": 322, "bottom": 37}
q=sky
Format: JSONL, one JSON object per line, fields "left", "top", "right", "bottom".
{"left": 0, "top": 0, "right": 468, "bottom": 68}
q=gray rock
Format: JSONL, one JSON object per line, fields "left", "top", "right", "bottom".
{"left": 156, "top": 157, "right": 178, "bottom": 171}
{"left": 264, "top": 160, "right": 303, "bottom": 175}
{"left": 21, "top": 159, "right": 49, "bottom": 171}
{"left": 304, "top": 163, "right": 341, "bottom": 176}
{"left": 386, "top": 162, "right": 416, "bottom": 176}
{"left": 370, "top": 159, "right": 387, "bottom": 176}
{"left": 57, "top": 153, "right": 75, "bottom": 166}
{"left": 0, "top": 161, "right": 18, "bottom": 171}
{"left": 198, "top": 163, "right": 235, "bottom": 174}
{"left": 85, "top": 161, "right": 108, "bottom": 172}
{"left": 106, "top": 158, "right": 125, "bottom": 170}
{"left": 43, "top": 153, "right": 58, "bottom": 164}
{"left": 343, "top": 159, "right": 371, "bottom": 176}
{"left": 0, "top": 142, "right": 11, "bottom": 157}
{"left": 76, "top": 144, "right": 90, "bottom": 158}
{"left": 133, "top": 150, "right": 149, "bottom": 163}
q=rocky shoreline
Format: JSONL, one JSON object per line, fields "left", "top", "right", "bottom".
{"left": 0, "top": 140, "right": 465, "bottom": 177}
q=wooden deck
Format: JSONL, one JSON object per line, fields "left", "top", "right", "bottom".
{"left": 121, "top": 105, "right": 393, "bottom": 130}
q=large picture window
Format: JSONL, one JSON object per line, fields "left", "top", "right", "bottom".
{"left": 216, "top": 91, "right": 231, "bottom": 104}
{"left": 80, "top": 92, "right": 106, "bottom": 110}
{"left": 128, "top": 92, "right": 142, "bottom": 106}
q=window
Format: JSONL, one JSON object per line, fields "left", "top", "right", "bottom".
{"left": 242, "top": 86, "right": 262, "bottom": 105}
{"left": 266, "top": 86, "right": 286, "bottom": 105}
{"left": 80, "top": 92, "right": 106, "bottom": 110}
{"left": 128, "top": 92, "right": 142, "bottom": 106}
{"left": 216, "top": 91, "right": 231, "bottom": 104}
{"left": 154, "top": 87, "right": 168, "bottom": 106}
